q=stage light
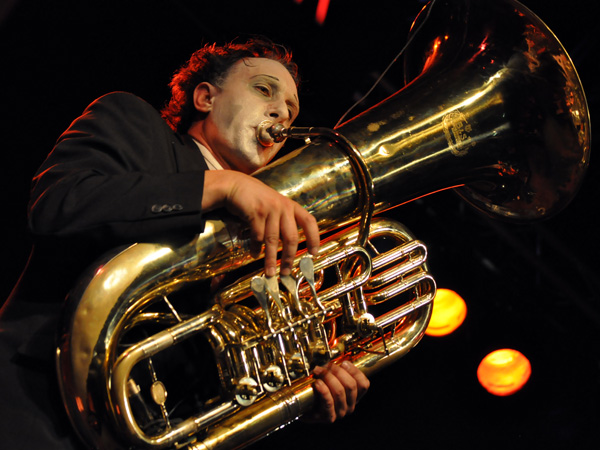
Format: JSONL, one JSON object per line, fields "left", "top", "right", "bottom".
{"left": 425, "top": 288, "right": 467, "bottom": 336}
{"left": 477, "top": 349, "right": 531, "bottom": 396}
{"left": 315, "top": 0, "right": 330, "bottom": 24}
{"left": 294, "top": 0, "right": 330, "bottom": 25}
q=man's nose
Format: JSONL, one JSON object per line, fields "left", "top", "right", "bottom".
{"left": 268, "top": 101, "right": 290, "bottom": 123}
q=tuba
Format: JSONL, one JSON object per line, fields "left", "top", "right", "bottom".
{"left": 56, "top": 1, "right": 590, "bottom": 449}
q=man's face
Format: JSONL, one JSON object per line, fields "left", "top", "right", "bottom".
{"left": 201, "top": 57, "right": 299, "bottom": 174}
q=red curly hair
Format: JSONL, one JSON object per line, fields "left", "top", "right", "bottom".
{"left": 161, "top": 37, "right": 299, "bottom": 134}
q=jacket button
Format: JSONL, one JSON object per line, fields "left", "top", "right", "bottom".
{"left": 151, "top": 204, "right": 183, "bottom": 213}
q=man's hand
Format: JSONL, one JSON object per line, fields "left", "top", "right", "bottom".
{"left": 202, "top": 170, "right": 320, "bottom": 276}
{"left": 305, "top": 361, "right": 370, "bottom": 423}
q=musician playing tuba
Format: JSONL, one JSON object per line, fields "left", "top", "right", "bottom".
{"left": 0, "top": 38, "right": 369, "bottom": 450}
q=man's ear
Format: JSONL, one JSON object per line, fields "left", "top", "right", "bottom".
{"left": 193, "top": 82, "right": 218, "bottom": 113}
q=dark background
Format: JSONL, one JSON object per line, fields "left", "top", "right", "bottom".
{"left": 1, "top": 0, "right": 598, "bottom": 449}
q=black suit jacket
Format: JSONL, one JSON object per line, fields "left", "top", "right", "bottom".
{"left": 0, "top": 92, "right": 210, "bottom": 449}
{"left": 31, "top": 91, "right": 208, "bottom": 243}
{"left": 10, "top": 91, "right": 209, "bottom": 306}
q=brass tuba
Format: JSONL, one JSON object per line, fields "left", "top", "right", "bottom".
{"left": 56, "top": 1, "right": 590, "bottom": 449}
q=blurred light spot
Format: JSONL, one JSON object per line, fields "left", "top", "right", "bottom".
{"left": 477, "top": 349, "right": 532, "bottom": 396}
{"left": 315, "top": 0, "right": 330, "bottom": 24}
{"left": 425, "top": 288, "right": 467, "bottom": 336}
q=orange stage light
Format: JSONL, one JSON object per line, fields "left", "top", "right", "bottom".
{"left": 477, "top": 349, "right": 532, "bottom": 396}
{"left": 425, "top": 288, "right": 467, "bottom": 336}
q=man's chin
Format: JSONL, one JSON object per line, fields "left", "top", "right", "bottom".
{"left": 233, "top": 158, "right": 263, "bottom": 175}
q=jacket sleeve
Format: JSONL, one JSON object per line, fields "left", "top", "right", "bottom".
{"left": 28, "top": 92, "right": 208, "bottom": 242}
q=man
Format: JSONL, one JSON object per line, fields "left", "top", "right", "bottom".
{"left": 0, "top": 38, "right": 369, "bottom": 448}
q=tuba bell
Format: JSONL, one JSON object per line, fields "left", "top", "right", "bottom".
{"left": 56, "top": 1, "right": 590, "bottom": 449}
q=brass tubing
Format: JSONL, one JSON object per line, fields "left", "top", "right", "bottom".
{"left": 111, "top": 307, "right": 226, "bottom": 448}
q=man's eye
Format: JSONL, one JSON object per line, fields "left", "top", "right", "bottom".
{"left": 256, "top": 85, "right": 271, "bottom": 96}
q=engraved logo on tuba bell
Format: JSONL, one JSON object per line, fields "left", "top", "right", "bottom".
{"left": 443, "top": 110, "right": 475, "bottom": 156}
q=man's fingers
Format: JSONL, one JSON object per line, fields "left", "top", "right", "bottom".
{"left": 262, "top": 211, "right": 281, "bottom": 277}
{"left": 294, "top": 203, "right": 320, "bottom": 256}
{"left": 313, "top": 365, "right": 348, "bottom": 420}
{"left": 248, "top": 201, "right": 317, "bottom": 277}
{"left": 329, "top": 363, "right": 359, "bottom": 414}
{"left": 279, "top": 207, "right": 300, "bottom": 276}
{"left": 219, "top": 172, "right": 319, "bottom": 275}
{"left": 341, "top": 360, "right": 370, "bottom": 403}
{"left": 311, "top": 378, "right": 336, "bottom": 423}
{"left": 308, "top": 361, "right": 370, "bottom": 424}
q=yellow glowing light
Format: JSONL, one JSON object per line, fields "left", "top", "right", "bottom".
{"left": 425, "top": 288, "right": 467, "bottom": 336}
{"left": 477, "top": 349, "right": 531, "bottom": 396}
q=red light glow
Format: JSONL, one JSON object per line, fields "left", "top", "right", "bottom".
{"left": 295, "top": 0, "right": 330, "bottom": 25}
{"left": 422, "top": 37, "right": 442, "bottom": 73}
{"left": 477, "top": 349, "right": 531, "bottom": 396}
{"left": 315, "top": 0, "right": 330, "bottom": 24}
{"left": 425, "top": 288, "right": 467, "bottom": 336}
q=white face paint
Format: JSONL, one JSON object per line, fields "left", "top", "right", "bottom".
{"left": 195, "top": 58, "right": 299, "bottom": 174}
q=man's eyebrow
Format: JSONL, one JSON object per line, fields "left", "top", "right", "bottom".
{"left": 253, "top": 74, "right": 279, "bottom": 81}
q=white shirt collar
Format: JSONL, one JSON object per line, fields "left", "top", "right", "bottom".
{"left": 191, "top": 138, "right": 224, "bottom": 171}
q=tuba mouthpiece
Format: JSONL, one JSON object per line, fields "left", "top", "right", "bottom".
{"left": 257, "top": 120, "right": 287, "bottom": 146}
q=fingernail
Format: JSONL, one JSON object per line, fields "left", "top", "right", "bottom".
{"left": 265, "top": 267, "right": 275, "bottom": 277}
{"left": 342, "top": 360, "right": 353, "bottom": 370}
